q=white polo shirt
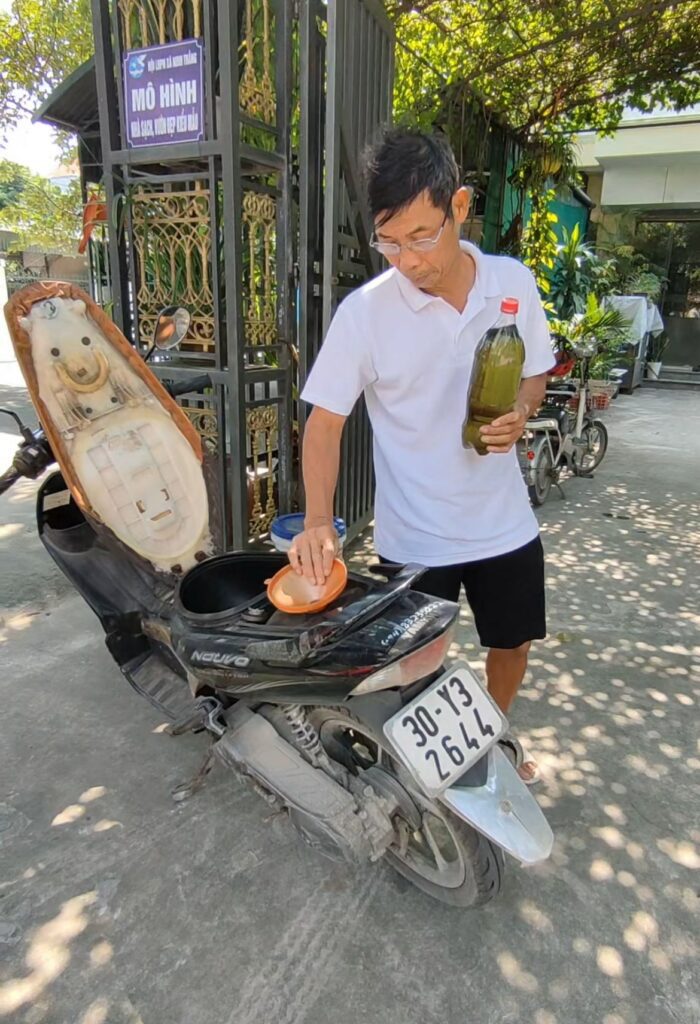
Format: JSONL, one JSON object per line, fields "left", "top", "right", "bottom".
{"left": 301, "top": 241, "right": 555, "bottom": 566}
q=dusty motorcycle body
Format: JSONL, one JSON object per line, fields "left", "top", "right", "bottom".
{"left": 2, "top": 283, "right": 552, "bottom": 907}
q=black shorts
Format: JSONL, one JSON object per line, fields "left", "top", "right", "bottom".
{"left": 380, "top": 537, "right": 546, "bottom": 650}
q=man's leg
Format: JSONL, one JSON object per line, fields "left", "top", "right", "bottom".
{"left": 486, "top": 642, "right": 531, "bottom": 715}
{"left": 462, "top": 538, "right": 546, "bottom": 782}
{"left": 486, "top": 643, "right": 536, "bottom": 782}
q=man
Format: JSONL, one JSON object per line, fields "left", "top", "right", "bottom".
{"left": 290, "top": 129, "right": 554, "bottom": 782}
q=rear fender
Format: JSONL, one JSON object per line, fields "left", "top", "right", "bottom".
{"left": 440, "top": 746, "right": 553, "bottom": 864}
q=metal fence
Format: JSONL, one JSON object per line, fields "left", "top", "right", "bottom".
{"left": 91, "top": 0, "right": 295, "bottom": 550}
{"left": 5, "top": 272, "right": 92, "bottom": 298}
{"left": 299, "top": 0, "right": 394, "bottom": 541}
{"left": 90, "top": 0, "right": 392, "bottom": 548}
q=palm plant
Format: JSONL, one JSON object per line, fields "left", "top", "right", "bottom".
{"left": 550, "top": 293, "right": 633, "bottom": 379}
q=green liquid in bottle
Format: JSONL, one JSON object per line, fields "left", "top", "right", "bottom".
{"left": 462, "top": 298, "right": 525, "bottom": 456}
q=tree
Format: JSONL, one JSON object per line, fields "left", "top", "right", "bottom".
{"left": 0, "top": 0, "right": 93, "bottom": 139}
{"left": 388, "top": 1, "right": 700, "bottom": 276}
{"left": 389, "top": 0, "right": 700, "bottom": 137}
{"left": 0, "top": 160, "right": 82, "bottom": 253}
{"left": 0, "top": 160, "right": 32, "bottom": 211}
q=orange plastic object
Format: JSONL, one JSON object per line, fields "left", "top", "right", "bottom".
{"left": 267, "top": 559, "right": 348, "bottom": 614}
{"left": 78, "top": 192, "right": 108, "bottom": 255}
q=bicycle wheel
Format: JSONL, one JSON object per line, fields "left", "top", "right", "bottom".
{"left": 572, "top": 418, "right": 608, "bottom": 476}
{"left": 528, "top": 436, "right": 554, "bottom": 506}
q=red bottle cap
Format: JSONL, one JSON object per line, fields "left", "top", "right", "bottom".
{"left": 501, "top": 297, "right": 519, "bottom": 314}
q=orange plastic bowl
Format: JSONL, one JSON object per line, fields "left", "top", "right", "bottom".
{"left": 266, "top": 559, "right": 348, "bottom": 614}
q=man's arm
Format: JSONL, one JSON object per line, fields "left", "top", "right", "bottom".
{"left": 479, "top": 373, "right": 547, "bottom": 454}
{"left": 288, "top": 406, "right": 346, "bottom": 583}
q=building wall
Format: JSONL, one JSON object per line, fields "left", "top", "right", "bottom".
{"left": 575, "top": 113, "right": 700, "bottom": 210}
{"left": 549, "top": 190, "right": 589, "bottom": 241}
{"left": 500, "top": 180, "right": 589, "bottom": 248}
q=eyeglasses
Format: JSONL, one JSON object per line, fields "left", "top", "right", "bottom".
{"left": 370, "top": 209, "right": 449, "bottom": 257}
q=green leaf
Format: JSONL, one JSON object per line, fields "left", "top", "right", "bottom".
{"left": 0, "top": 161, "right": 82, "bottom": 252}
{"left": 391, "top": 2, "right": 700, "bottom": 142}
{"left": 0, "top": 0, "right": 93, "bottom": 138}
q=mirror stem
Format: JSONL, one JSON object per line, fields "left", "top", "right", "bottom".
{"left": 0, "top": 408, "right": 33, "bottom": 442}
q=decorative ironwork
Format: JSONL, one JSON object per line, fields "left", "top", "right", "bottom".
{"left": 117, "top": 0, "right": 201, "bottom": 49}
{"left": 182, "top": 403, "right": 218, "bottom": 453}
{"left": 242, "top": 190, "right": 277, "bottom": 348}
{"left": 91, "top": 0, "right": 389, "bottom": 549}
{"left": 239, "top": 0, "right": 276, "bottom": 124}
{"left": 130, "top": 186, "right": 215, "bottom": 353}
{"left": 246, "top": 404, "right": 278, "bottom": 535}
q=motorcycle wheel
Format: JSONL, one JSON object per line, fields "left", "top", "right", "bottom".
{"left": 572, "top": 418, "right": 608, "bottom": 476}
{"left": 527, "top": 436, "right": 554, "bottom": 507}
{"left": 309, "top": 706, "right": 504, "bottom": 908}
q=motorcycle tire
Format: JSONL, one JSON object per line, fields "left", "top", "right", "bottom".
{"left": 309, "top": 706, "right": 504, "bottom": 908}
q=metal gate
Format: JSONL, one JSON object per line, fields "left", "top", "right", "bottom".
{"left": 299, "top": 0, "right": 394, "bottom": 540}
{"left": 91, "top": 0, "right": 392, "bottom": 548}
{"left": 91, "top": 0, "right": 297, "bottom": 550}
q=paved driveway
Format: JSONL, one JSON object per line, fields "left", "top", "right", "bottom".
{"left": 1, "top": 388, "right": 698, "bottom": 1024}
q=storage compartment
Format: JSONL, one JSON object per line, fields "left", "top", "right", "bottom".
{"left": 177, "top": 552, "right": 288, "bottom": 619}
{"left": 38, "top": 471, "right": 96, "bottom": 553}
{"left": 39, "top": 471, "right": 87, "bottom": 531}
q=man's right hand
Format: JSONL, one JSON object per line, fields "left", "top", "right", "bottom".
{"left": 288, "top": 520, "right": 338, "bottom": 585}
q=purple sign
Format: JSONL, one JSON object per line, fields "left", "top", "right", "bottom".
{"left": 123, "top": 38, "right": 205, "bottom": 148}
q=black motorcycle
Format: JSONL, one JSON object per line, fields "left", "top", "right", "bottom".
{"left": 1, "top": 283, "right": 552, "bottom": 907}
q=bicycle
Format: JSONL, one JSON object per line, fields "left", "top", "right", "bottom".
{"left": 520, "top": 341, "right": 610, "bottom": 507}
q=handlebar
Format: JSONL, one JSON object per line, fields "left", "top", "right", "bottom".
{"left": 0, "top": 465, "right": 21, "bottom": 497}
{"left": 167, "top": 374, "right": 212, "bottom": 398}
{"left": 0, "top": 431, "right": 54, "bottom": 497}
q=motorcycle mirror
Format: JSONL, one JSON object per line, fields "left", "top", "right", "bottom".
{"left": 0, "top": 408, "right": 34, "bottom": 443}
{"left": 153, "top": 306, "right": 191, "bottom": 351}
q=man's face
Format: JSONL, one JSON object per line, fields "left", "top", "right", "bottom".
{"left": 373, "top": 188, "right": 470, "bottom": 291}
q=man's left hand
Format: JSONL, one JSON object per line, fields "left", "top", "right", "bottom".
{"left": 480, "top": 405, "right": 528, "bottom": 454}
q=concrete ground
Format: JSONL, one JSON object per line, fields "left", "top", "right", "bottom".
{"left": 0, "top": 385, "right": 698, "bottom": 1024}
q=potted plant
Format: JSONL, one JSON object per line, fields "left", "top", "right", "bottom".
{"left": 596, "top": 242, "right": 667, "bottom": 301}
{"left": 646, "top": 332, "right": 670, "bottom": 380}
{"left": 550, "top": 294, "right": 632, "bottom": 366}
{"left": 548, "top": 224, "right": 617, "bottom": 320}
{"left": 626, "top": 270, "right": 665, "bottom": 304}
{"left": 549, "top": 294, "right": 632, "bottom": 405}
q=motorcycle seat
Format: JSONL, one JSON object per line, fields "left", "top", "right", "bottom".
{"left": 4, "top": 282, "right": 212, "bottom": 574}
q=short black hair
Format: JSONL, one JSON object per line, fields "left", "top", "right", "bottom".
{"left": 364, "top": 128, "right": 460, "bottom": 225}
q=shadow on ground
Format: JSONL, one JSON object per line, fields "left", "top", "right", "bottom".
{"left": 0, "top": 390, "right": 698, "bottom": 1024}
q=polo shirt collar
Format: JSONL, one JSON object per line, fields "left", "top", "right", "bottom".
{"left": 394, "top": 240, "right": 501, "bottom": 313}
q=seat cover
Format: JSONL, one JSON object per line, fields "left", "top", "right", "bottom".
{"left": 4, "top": 282, "right": 212, "bottom": 573}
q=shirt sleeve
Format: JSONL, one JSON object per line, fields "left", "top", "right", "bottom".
{"left": 520, "top": 269, "right": 556, "bottom": 378}
{"left": 300, "top": 300, "right": 377, "bottom": 416}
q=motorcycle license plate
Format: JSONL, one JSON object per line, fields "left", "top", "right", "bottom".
{"left": 383, "top": 662, "right": 507, "bottom": 796}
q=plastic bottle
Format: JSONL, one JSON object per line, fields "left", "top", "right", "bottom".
{"left": 462, "top": 297, "right": 525, "bottom": 456}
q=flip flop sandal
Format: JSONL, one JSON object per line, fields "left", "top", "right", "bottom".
{"left": 498, "top": 732, "right": 541, "bottom": 786}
